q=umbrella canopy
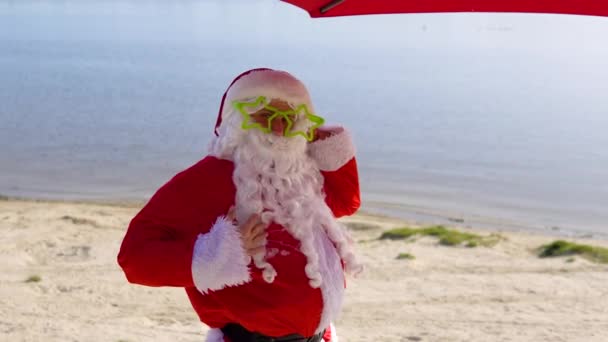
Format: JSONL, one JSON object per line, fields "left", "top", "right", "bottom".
{"left": 282, "top": 0, "right": 608, "bottom": 18}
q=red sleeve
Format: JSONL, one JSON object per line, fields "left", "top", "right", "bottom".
{"left": 117, "top": 156, "right": 235, "bottom": 287}
{"left": 322, "top": 157, "right": 361, "bottom": 218}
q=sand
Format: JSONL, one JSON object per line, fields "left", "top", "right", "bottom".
{"left": 1, "top": 199, "right": 607, "bottom": 342}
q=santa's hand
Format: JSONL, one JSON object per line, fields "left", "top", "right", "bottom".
{"left": 238, "top": 213, "right": 268, "bottom": 258}
{"left": 311, "top": 127, "right": 333, "bottom": 142}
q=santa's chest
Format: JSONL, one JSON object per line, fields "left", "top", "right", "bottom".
{"left": 251, "top": 223, "right": 343, "bottom": 287}
{"left": 256, "top": 223, "right": 307, "bottom": 281}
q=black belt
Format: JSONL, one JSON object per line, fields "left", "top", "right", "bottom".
{"left": 221, "top": 323, "right": 324, "bottom": 342}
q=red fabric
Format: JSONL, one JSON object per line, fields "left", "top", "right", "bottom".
{"left": 282, "top": 0, "right": 608, "bottom": 18}
{"left": 117, "top": 155, "right": 360, "bottom": 337}
{"left": 117, "top": 157, "right": 236, "bottom": 287}
{"left": 214, "top": 68, "right": 273, "bottom": 137}
{"left": 322, "top": 326, "right": 332, "bottom": 341}
{"left": 322, "top": 158, "right": 360, "bottom": 217}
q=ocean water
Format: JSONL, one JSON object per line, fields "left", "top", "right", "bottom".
{"left": 1, "top": 0, "right": 607, "bottom": 236}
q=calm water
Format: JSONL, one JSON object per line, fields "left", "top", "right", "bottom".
{"left": 1, "top": 1, "right": 607, "bottom": 236}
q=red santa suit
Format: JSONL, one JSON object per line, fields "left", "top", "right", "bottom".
{"left": 117, "top": 68, "right": 361, "bottom": 342}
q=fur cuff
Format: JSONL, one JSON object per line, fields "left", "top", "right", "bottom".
{"left": 308, "top": 127, "right": 355, "bottom": 172}
{"left": 192, "top": 216, "right": 251, "bottom": 295}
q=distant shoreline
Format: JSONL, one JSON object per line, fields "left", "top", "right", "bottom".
{"left": 361, "top": 200, "right": 608, "bottom": 240}
{"left": 2, "top": 192, "right": 606, "bottom": 240}
{"left": 0, "top": 193, "right": 147, "bottom": 208}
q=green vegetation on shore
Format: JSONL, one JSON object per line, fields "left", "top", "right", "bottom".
{"left": 380, "top": 225, "right": 501, "bottom": 247}
{"left": 538, "top": 240, "right": 608, "bottom": 263}
{"left": 396, "top": 252, "right": 415, "bottom": 260}
{"left": 25, "top": 275, "right": 41, "bottom": 283}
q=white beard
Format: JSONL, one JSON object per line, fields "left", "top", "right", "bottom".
{"left": 210, "top": 118, "right": 361, "bottom": 288}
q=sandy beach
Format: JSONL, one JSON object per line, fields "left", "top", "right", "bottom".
{"left": 1, "top": 198, "right": 607, "bottom": 342}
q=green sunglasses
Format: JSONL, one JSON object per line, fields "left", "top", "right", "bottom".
{"left": 232, "top": 96, "right": 325, "bottom": 142}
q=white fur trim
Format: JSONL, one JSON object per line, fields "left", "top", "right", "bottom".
{"left": 205, "top": 328, "right": 224, "bottom": 342}
{"left": 308, "top": 128, "right": 355, "bottom": 172}
{"left": 224, "top": 69, "right": 315, "bottom": 118}
{"left": 192, "top": 216, "right": 251, "bottom": 295}
{"left": 329, "top": 323, "right": 339, "bottom": 342}
{"left": 314, "top": 229, "right": 345, "bottom": 334}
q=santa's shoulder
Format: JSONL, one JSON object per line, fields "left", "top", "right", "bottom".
{"left": 189, "top": 155, "right": 235, "bottom": 175}
{"left": 165, "top": 155, "right": 235, "bottom": 192}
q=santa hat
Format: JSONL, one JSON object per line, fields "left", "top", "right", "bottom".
{"left": 214, "top": 68, "right": 315, "bottom": 136}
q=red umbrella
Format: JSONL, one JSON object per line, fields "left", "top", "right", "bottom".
{"left": 282, "top": 0, "right": 608, "bottom": 18}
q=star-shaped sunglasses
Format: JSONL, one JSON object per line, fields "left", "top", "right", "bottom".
{"left": 232, "top": 96, "right": 325, "bottom": 142}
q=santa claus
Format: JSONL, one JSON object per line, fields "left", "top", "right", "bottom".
{"left": 117, "top": 68, "right": 362, "bottom": 342}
